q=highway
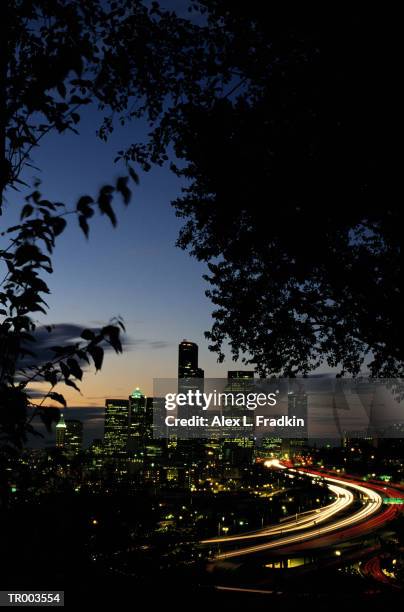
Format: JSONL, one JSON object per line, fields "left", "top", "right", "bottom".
{"left": 205, "top": 461, "right": 404, "bottom": 560}
{"left": 202, "top": 483, "right": 353, "bottom": 544}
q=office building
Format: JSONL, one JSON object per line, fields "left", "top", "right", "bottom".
{"left": 178, "top": 340, "right": 202, "bottom": 379}
{"left": 285, "top": 391, "right": 309, "bottom": 457}
{"left": 227, "top": 370, "right": 254, "bottom": 390}
{"left": 177, "top": 340, "right": 204, "bottom": 439}
{"left": 55, "top": 413, "right": 66, "bottom": 448}
{"left": 128, "top": 387, "right": 151, "bottom": 450}
{"left": 65, "top": 419, "right": 83, "bottom": 456}
{"left": 221, "top": 370, "right": 255, "bottom": 458}
{"left": 104, "top": 398, "right": 130, "bottom": 456}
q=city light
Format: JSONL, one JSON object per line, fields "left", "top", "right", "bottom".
{"left": 5, "top": 338, "right": 404, "bottom": 601}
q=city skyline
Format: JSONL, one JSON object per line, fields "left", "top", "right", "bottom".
{"left": 10, "top": 342, "right": 404, "bottom": 602}
{"left": 2, "top": 104, "right": 249, "bottom": 409}
{"left": 1, "top": 2, "right": 399, "bottom": 603}
{"left": 43, "top": 340, "right": 258, "bottom": 447}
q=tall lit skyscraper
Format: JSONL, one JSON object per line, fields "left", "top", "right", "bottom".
{"left": 55, "top": 413, "right": 66, "bottom": 448}
{"left": 128, "top": 387, "right": 150, "bottom": 450}
{"left": 104, "top": 399, "right": 130, "bottom": 456}
{"left": 128, "top": 388, "right": 162, "bottom": 475}
{"left": 286, "top": 391, "right": 309, "bottom": 456}
{"left": 178, "top": 340, "right": 204, "bottom": 390}
{"left": 177, "top": 340, "right": 204, "bottom": 445}
{"left": 178, "top": 340, "right": 204, "bottom": 379}
{"left": 222, "top": 370, "right": 255, "bottom": 453}
{"left": 65, "top": 419, "right": 83, "bottom": 457}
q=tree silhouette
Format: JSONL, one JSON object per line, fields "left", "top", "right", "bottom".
{"left": 0, "top": 0, "right": 218, "bottom": 445}
{"left": 167, "top": 4, "right": 399, "bottom": 377}
{"left": 1, "top": 1, "right": 400, "bottom": 452}
{"left": 0, "top": 0, "right": 153, "bottom": 445}
{"left": 92, "top": 2, "right": 400, "bottom": 378}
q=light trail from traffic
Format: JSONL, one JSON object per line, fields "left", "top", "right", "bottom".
{"left": 201, "top": 483, "right": 353, "bottom": 545}
{"left": 212, "top": 467, "right": 384, "bottom": 560}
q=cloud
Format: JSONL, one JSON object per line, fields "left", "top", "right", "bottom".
{"left": 117, "top": 338, "right": 171, "bottom": 350}
{"left": 148, "top": 340, "right": 171, "bottom": 349}
{"left": 16, "top": 322, "right": 171, "bottom": 374}
{"left": 17, "top": 322, "right": 132, "bottom": 370}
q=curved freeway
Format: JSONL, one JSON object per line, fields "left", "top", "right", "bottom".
{"left": 202, "top": 483, "right": 353, "bottom": 545}
{"left": 204, "top": 461, "right": 404, "bottom": 561}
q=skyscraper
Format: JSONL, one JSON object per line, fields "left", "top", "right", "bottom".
{"left": 178, "top": 338, "right": 204, "bottom": 406}
{"left": 222, "top": 370, "right": 255, "bottom": 455}
{"left": 178, "top": 340, "right": 204, "bottom": 379}
{"left": 55, "top": 413, "right": 66, "bottom": 448}
{"left": 177, "top": 340, "right": 204, "bottom": 445}
{"left": 64, "top": 419, "right": 83, "bottom": 457}
{"left": 128, "top": 388, "right": 163, "bottom": 476}
{"left": 104, "top": 399, "right": 130, "bottom": 456}
{"left": 285, "top": 391, "right": 309, "bottom": 457}
{"left": 128, "top": 387, "right": 150, "bottom": 450}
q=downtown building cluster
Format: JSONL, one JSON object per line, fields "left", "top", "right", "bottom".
{"left": 7, "top": 341, "right": 404, "bottom": 504}
{"left": 82, "top": 340, "right": 311, "bottom": 491}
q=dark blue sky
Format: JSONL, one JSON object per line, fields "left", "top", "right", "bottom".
{"left": 4, "top": 104, "right": 246, "bottom": 406}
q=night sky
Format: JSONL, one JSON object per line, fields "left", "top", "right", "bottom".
{"left": 2, "top": 0, "right": 341, "bottom": 437}
{"left": 4, "top": 103, "right": 246, "bottom": 411}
